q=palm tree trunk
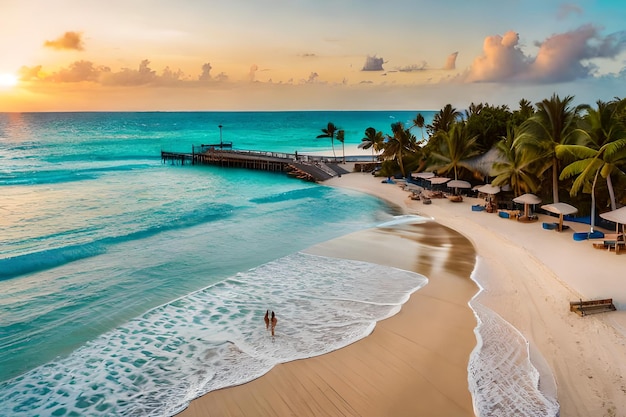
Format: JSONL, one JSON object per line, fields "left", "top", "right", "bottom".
{"left": 607, "top": 174, "right": 617, "bottom": 211}
{"left": 397, "top": 151, "right": 405, "bottom": 177}
{"left": 591, "top": 169, "right": 599, "bottom": 233}
{"left": 552, "top": 157, "right": 560, "bottom": 203}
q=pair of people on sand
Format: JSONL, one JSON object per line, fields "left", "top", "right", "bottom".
{"left": 264, "top": 310, "right": 277, "bottom": 336}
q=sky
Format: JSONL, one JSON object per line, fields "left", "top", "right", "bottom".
{"left": 1, "top": 0, "right": 625, "bottom": 112}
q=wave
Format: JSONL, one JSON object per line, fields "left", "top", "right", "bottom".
{"left": 0, "top": 202, "right": 236, "bottom": 280}
{"left": 42, "top": 153, "right": 162, "bottom": 163}
{"left": 249, "top": 186, "right": 323, "bottom": 204}
{"left": 468, "top": 257, "right": 559, "bottom": 417}
{"left": 0, "top": 253, "right": 427, "bottom": 417}
{"left": 0, "top": 164, "right": 155, "bottom": 186}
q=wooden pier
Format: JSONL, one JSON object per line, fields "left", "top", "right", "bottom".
{"left": 161, "top": 145, "right": 356, "bottom": 182}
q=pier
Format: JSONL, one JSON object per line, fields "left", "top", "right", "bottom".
{"left": 160, "top": 145, "right": 375, "bottom": 182}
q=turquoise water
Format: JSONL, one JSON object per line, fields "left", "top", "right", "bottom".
{"left": 0, "top": 111, "right": 433, "bottom": 416}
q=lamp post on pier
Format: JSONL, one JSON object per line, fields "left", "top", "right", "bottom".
{"left": 218, "top": 124, "right": 223, "bottom": 148}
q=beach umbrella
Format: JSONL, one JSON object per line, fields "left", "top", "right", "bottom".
{"left": 476, "top": 184, "right": 501, "bottom": 195}
{"left": 414, "top": 171, "right": 435, "bottom": 179}
{"left": 600, "top": 207, "right": 626, "bottom": 253}
{"left": 427, "top": 176, "right": 451, "bottom": 191}
{"left": 600, "top": 206, "right": 626, "bottom": 236}
{"left": 447, "top": 179, "right": 471, "bottom": 196}
{"left": 541, "top": 202, "right": 578, "bottom": 232}
{"left": 447, "top": 180, "right": 471, "bottom": 189}
{"left": 427, "top": 177, "right": 451, "bottom": 185}
{"left": 513, "top": 193, "right": 541, "bottom": 218}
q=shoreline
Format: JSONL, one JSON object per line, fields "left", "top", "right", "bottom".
{"left": 177, "top": 169, "right": 626, "bottom": 417}
{"left": 324, "top": 171, "right": 626, "bottom": 416}
{"left": 177, "top": 188, "right": 479, "bottom": 415}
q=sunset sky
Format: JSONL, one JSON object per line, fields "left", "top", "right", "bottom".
{"left": 1, "top": 0, "right": 625, "bottom": 112}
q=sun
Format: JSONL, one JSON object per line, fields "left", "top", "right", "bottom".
{"left": 0, "top": 73, "right": 19, "bottom": 88}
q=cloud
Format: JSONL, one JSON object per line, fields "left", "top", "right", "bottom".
{"left": 44, "top": 31, "right": 85, "bottom": 51}
{"left": 300, "top": 72, "right": 320, "bottom": 84}
{"left": 557, "top": 3, "right": 583, "bottom": 20}
{"left": 362, "top": 55, "right": 384, "bottom": 71}
{"left": 18, "top": 65, "right": 44, "bottom": 81}
{"left": 249, "top": 64, "right": 258, "bottom": 82}
{"left": 199, "top": 63, "right": 212, "bottom": 81}
{"left": 49, "top": 60, "right": 109, "bottom": 82}
{"left": 100, "top": 59, "right": 157, "bottom": 86}
{"left": 396, "top": 62, "right": 427, "bottom": 72}
{"left": 465, "top": 25, "right": 626, "bottom": 83}
{"left": 465, "top": 31, "right": 528, "bottom": 82}
{"left": 444, "top": 52, "right": 458, "bottom": 70}
{"left": 160, "top": 67, "right": 186, "bottom": 84}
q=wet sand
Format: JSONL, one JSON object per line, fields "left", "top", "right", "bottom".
{"left": 177, "top": 219, "right": 479, "bottom": 417}
{"left": 178, "top": 168, "right": 626, "bottom": 417}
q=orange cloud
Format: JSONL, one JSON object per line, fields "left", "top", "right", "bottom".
{"left": 465, "top": 25, "right": 626, "bottom": 83}
{"left": 19, "top": 59, "right": 225, "bottom": 87}
{"left": 444, "top": 52, "right": 458, "bottom": 70}
{"left": 44, "top": 31, "right": 85, "bottom": 51}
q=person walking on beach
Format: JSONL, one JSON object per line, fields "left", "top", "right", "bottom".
{"left": 270, "top": 311, "right": 277, "bottom": 337}
{"left": 264, "top": 310, "right": 270, "bottom": 330}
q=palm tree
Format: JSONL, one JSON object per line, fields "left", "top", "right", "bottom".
{"left": 518, "top": 98, "right": 534, "bottom": 118}
{"left": 336, "top": 129, "right": 346, "bottom": 163}
{"left": 316, "top": 122, "right": 339, "bottom": 158}
{"left": 492, "top": 127, "right": 542, "bottom": 196}
{"left": 411, "top": 113, "right": 426, "bottom": 140}
{"left": 557, "top": 99, "right": 626, "bottom": 212}
{"left": 359, "top": 127, "right": 385, "bottom": 161}
{"left": 380, "top": 122, "right": 418, "bottom": 178}
{"left": 514, "top": 94, "right": 585, "bottom": 203}
{"left": 427, "top": 122, "right": 481, "bottom": 181}
{"left": 427, "top": 104, "right": 462, "bottom": 137}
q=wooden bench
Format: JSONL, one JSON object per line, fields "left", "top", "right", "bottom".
{"left": 591, "top": 234, "right": 625, "bottom": 253}
{"left": 570, "top": 298, "right": 616, "bottom": 316}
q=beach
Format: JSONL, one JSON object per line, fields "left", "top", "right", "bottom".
{"left": 178, "top": 170, "right": 626, "bottom": 417}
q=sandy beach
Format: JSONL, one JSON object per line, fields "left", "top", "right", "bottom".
{"left": 177, "top": 170, "right": 626, "bottom": 417}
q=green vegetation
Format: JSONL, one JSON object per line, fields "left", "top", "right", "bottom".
{"left": 324, "top": 95, "right": 626, "bottom": 217}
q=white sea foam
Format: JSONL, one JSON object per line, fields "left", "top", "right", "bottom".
{"left": 376, "top": 214, "right": 432, "bottom": 227}
{"left": 0, "top": 252, "right": 426, "bottom": 417}
{"left": 468, "top": 257, "right": 559, "bottom": 417}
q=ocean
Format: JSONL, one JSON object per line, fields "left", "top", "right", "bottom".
{"left": 0, "top": 111, "right": 433, "bottom": 417}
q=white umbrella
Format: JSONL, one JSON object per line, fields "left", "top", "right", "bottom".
{"left": 414, "top": 171, "right": 435, "bottom": 179}
{"left": 599, "top": 206, "right": 626, "bottom": 225}
{"left": 427, "top": 177, "right": 451, "bottom": 185}
{"left": 541, "top": 202, "right": 578, "bottom": 232}
{"left": 513, "top": 193, "right": 541, "bottom": 218}
{"left": 600, "top": 206, "right": 626, "bottom": 236}
{"left": 476, "top": 184, "right": 501, "bottom": 195}
{"left": 600, "top": 207, "right": 626, "bottom": 253}
{"left": 447, "top": 180, "right": 471, "bottom": 189}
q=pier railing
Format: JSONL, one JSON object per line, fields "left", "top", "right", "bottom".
{"left": 162, "top": 145, "right": 378, "bottom": 182}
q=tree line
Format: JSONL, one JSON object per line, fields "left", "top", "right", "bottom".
{"left": 318, "top": 94, "right": 626, "bottom": 216}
